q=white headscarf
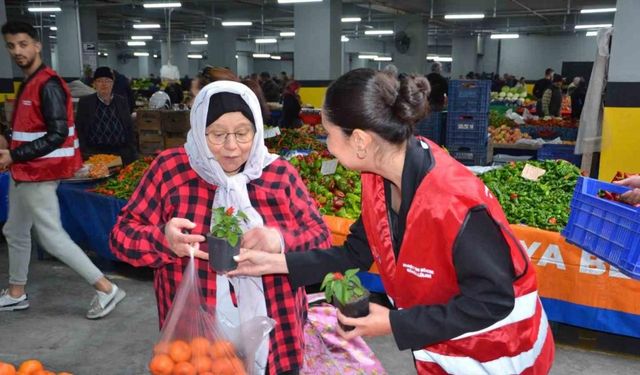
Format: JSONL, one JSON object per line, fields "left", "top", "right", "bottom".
{"left": 185, "top": 80, "right": 278, "bottom": 374}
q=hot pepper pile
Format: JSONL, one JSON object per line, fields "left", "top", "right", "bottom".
{"left": 289, "top": 151, "right": 361, "bottom": 219}
{"left": 92, "top": 157, "right": 154, "bottom": 199}
{"left": 265, "top": 128, "right": 325, "bottom": 155}
{"left": 480, "top": 160, "right": 581, "bottom": 232}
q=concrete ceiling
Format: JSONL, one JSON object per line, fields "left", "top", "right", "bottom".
{"left": 5, "top": 0, "right": 617, "bottom": 45}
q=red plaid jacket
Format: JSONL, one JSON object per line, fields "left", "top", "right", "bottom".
{"left": 110, "top": 147, "right": 331, "bottom": 374}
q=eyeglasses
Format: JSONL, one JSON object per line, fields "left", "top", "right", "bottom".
{"left": 205, "top": 131, "right": 254, "bottom": 145}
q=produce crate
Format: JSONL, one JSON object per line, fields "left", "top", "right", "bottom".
{"left": 447, "top": 142, "right": 488, "bottom": 166}
{"left": 136, "top": 110, "right": 162, "bottom": 130}
{"left": 562, "top": 177, "right": 640, "bottom": 279}
{"left": 537, "top": 144, "right": 581, "bottom": 167}
{"left": 415, "top": 111, "right": 446, "bottom": 145}
{"left": 139, "top": 141, "right": 164, "bottom": 155}
{"left": 447, "top": 80, "right": 491, "bottom": 113}
{"left": 164, "top": 135, "right": 186, "bottom": 149}
{"left": 138, "top": 129, "right": 163, "bottom": 143}
{"left": 446, "top": 112, "right": 488, "bottom": 145}
{"left": 519, "top": 125, "right": 578, "bottom": 141}
{"left": 161, "top": 110, "right": 190, "bottom": 132}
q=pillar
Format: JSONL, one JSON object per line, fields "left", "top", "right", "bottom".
{"left": 393, "top": 15, "right": 427, "bottom": 75}
{"left": 57, "top": 0, "right": 83, "bottom": 78}
{"left": 79, "top": 5, "right": 98, "bottom": 71}
{"left": 161, "top": 41, "right": 188, "bottom": 78}
{"left": 139, "top": 56, "right": 150, "bottom": 78}
{"left": 0, "top": 0, "right": 15, "bottom": 100}
{"left": 599, "top": 0, "right": 640, "bottom": 179}
{"left": 207, "top": 26, "right": 238, "bottom": 74}
{"left": 293, "top": 0, "right": 341, "bottom": 80}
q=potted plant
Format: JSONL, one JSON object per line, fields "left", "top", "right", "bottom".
{"left": 320, "top": 268, "right": 370, "bottom": 332}
{"left": 207, "top": 206, "right": 249, "bottom": 273}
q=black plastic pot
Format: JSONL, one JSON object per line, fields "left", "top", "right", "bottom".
{"left": 207, "top": 233, "right": 240, "bottom": 273}
{"left": 334, "top": 289, "right": 370, "bottom": 332}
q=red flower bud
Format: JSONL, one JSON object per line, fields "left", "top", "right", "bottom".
{"left": 225, "top": 207, "right": 234, "bottom": 216}
{"left": 333, "top": 272, "right": 344, "bottom": 280}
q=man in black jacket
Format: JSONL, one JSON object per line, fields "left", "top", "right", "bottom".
{"left": 533, "top": 68, "right": 554, "bottom": 115}
{"left": 76, "top": 66, "right": 138, "bottom": 165}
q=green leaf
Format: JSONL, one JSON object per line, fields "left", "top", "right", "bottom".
{"left": 320, "top": 273, "right": 334, "bottom": 291}
{"left": 228, "top": 232, "right": 238, "bottom": 247}
{"left": 325, "top": 287, "right": 333, "bottom": 303}
{"left": 344, "top": 268, "right": 359, "bottom": 278}
{"left": 334, "top": 282, "right": 344, "bottom": 304}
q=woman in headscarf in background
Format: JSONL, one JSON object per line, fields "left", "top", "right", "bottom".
{"left": 110, "top": 80, "right": 331, "bottom": 375}
{"left": 280, "top": 80, "right": 302, "bottom": 129}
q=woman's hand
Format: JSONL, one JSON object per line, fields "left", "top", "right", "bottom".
{"left": 336, "top": 303, "right": 392, "bottom": 341}
{"left": 164, "top": 218, "right": 207, "bottom": 259}
{"left": 614, "top": 176, "right": 640, "bottom": 205}
{"left": 227, "top": 249, "right": 288, "bottom": 277}
{"left": 241, "top": 227, "right": 284, "bottom": 254}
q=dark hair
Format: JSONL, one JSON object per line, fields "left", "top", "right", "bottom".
{"left": 324, "top": 68, "right": 430, "bottom": 144}
{"left": 545, "top": 68, "right": 554, "bottom": 76}
{"left": 1, "top": 21, "right": 39, "bottom": 41}
{"left": 553, "top": 74, "right": 564, "bottom": 83}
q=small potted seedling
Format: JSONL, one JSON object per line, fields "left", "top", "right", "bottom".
{"left": 320, "top": 268, "right": 370, "bottom": 332}
{"left": 207, "top": 206, "right": 248, "bottom": 273}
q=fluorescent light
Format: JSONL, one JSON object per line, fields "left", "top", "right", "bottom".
{"left": 490, "top": 33, "right": 519, "bottom": 39}
{"left": 280, "top": 31, "right": 295, "bottom": 37}
{"left": 103, "top": 52, "right": 109, "bottom": 56}
{"left": 434, "top": 56, "right": 452, "bottom": 62}
{"left": 49, "top": 26, "right": 57, "bottom": 31}
{"left": 271, "top": 55, "right": 282, "bottom": 60}
{"left": 50, "top": 15, "right": 56, "bottom": 18}
{"left": 133, "top": 52, "right": 149, "bottom": 57}
{"left": 143, "top": 2, "right": 181, "bottom": 8}
{"left": 358, "top": 54, "right": 378, "bottom": 60}
{"left": 252, "top": 53, "right": 271, "bottom": 58}
{"left": 374, "top": 56, "right": 392, "bottom": 62}
{"left": 127, "top": 41, "right": 146, "bottom": 46}
{"left": 444, "top": 14, "right": 485, "bottom": 19}
{"left": 204, "top": 34, "right": 208, "bottom": 38}
{"left": 426, "top": 55, "right": 438, "bottom": 60}
{"left": 364, "top": 30, "right": 394, "bottom": 35}
{"left": 574, "top": 24, "right": 612, "bottom": 29}
{"left": 235, "top": 54, "right": 239, "bottom": 59}
{"left": 341, "top": 17, "right": 361, "bottom": 23}
{"left": 255, "top": 38, "right": 277, "bottom": 44}
{"left": 153, "top": 54, "right": 158, "bottom": 58}
{"left": 278, "top": 0, "right": 323, "bottom": 3}
{"left": 341, "top": 36, "right": 349, "bottom": 42}
{"left": 188, "top": 54, "right": 203, "bottom": 59}
{"left": 221, "top": 21, "right": 252, "bottom": 27}
{"left": 580, "top": 8, "right": 616, "bottom": 14}
{"left": 28, "top": 7, "right": 62, "bottom": 12}
{"left": 190, "top": 40, "right": 208, "bottom": 45}
{"left": 131, "top": 35, "right": 153, "bottom": 40}
{"left": 133, "top": 24, "right": 161, "bottom": 29}
{"left": 49, "top": 35, "right": 56, "bottom": 39}
{"left": 586, "top": 31, "right": 598, "bottom": 36}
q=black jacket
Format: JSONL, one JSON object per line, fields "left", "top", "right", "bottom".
{"left": 76, "top": 93, "right": 138, "bottom": 165}
{"left": 533, "top": 78, "right": 551, "bottom": 99}
{"left": 426, "top": 72, "right": 448, "bottom": 110}
{"left": 9, "top": 64, "right": 69, "bottom": 163}
{"left": 280, "top": 94, "right": 301, "bottom": 128}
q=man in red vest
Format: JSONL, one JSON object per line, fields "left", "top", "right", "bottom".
{"left": 0, "top": 21, "right": 125, "bottom": 319}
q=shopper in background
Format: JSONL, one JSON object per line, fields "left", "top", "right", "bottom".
{"left": 260, "top": 72, "right": 281, "bottom": 103}
{"left": 515, "top": 76, "right": 527, "bottom": 90}
{"left": 76, "top": 66, "right": 138, "bottom": 165}
{"left": 279, "top": 80, "right": 302, "bottom": 128}
{"left": 231, "top": 68, "right": 555, "bottom": 374}
{"left": 0, "top": 21, "right": 126, "bottom": 319}
{"left": 614, "top": 176, "right": 640, "bottom": 205}
{"left": 110, "top": 80, "right": 331, "bottom": 374}
{"left": 569, "top": 77, "right": 587, "bottom": 120}
{"left": 541, "top": 74, "right": 564, "bottom": 117}
{"left": 112, "top": 70, "right": 135, "bottom": 113}
{"left": 534, "top": 68, "right": 554, "bottom": 115}
{"left": 425, "top": 62, "right": 448, "bottom": 112}
{"left": 242, "top": 78, "right": 272, "bottom": 124}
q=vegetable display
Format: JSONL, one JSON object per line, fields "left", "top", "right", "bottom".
{"left": 480, "top": 160, "right": 581, "bottom": 231}
{"left": 264, "top": 128, "right": 325, "bottom": 155}
{"left": 92, "top": 157, "right": 154, "bottom": 199}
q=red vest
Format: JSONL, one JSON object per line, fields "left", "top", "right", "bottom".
{"left": 361, "top": 138, "right": 554, "bottom": 374}
{"left": 10, "top": 66, "right": 82, "bottom": 182}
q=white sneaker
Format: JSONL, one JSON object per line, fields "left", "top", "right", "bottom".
{"left": 0, "top": 289, "right": 30, "bottom": 311}
{"left": 86, "top": 284, "right": 126, "bottom": 319}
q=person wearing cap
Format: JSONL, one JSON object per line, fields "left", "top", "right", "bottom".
{"left": 110, "top": 80, "right": 331, "bottom": 375}
{"left": 541, "top": 74, "right": 564, "bottom": 118}
{"left": 75, "top": 66, "right": 138, "bottom": 165}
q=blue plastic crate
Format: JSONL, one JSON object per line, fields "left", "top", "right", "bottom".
{"left": 415, "top": 111, "right": 446, "bottom": 145}
{"left": 447, "top": 142, "right": 488, "bottom": 166}
{"left": 562, "top": 177, "right": 640, "bottom": 279}
{"left": 448, "top": 80, "right": 491, "bottom": 113}
{"left": 0, "top": 172, "right": 8, "bottom": 222}
{"left": 445, "top": 112, "right": 488, "bottom": 145}
{"left": 537, "top": 144, "right": 582, "bottom": 167}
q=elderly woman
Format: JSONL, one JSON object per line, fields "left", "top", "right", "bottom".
{"left": 110, "top": 80, "right": 331, "bottom": 375}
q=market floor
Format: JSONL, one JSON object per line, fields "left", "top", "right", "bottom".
{"left": 0, "top": 245, "right": 639, "bottom": 374}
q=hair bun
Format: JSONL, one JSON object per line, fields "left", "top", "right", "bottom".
{"left": 392, "top": 75, "right": 431, "bottom": 125}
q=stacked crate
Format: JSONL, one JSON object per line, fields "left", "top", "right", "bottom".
{"left": 445, "top": 80, "right": 491, "bottom": 165}
{"left": 136, "top": 110, "right": 190, "bottom": 154}
{"left": 415, "top": 111, "right": 446, "bottom": 145}
{"left": 161, "top": 110, "right": 190, "bottom": 149}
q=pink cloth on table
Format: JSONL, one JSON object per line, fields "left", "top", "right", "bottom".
{"left": 302, "top": 301, "right": 388, "bottom": 374}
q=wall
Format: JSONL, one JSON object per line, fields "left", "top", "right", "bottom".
{"left": 252, "top": 60, "right": 294, "bottom": 78}
{"left": 451, "top": 37, "right": 477, "bottom": 79}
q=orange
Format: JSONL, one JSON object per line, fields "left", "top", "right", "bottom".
{"left": 31, "top": 371, "right": 54, "bottom": 375}
{"left": 169, "top": 340, "right": 192, "bottom": 363}
{"left": 228, "top": 358, "right": 246, "bottom": 375}
{"left": 172, "top": 362, "right": 196, "bottom": 375}
{"left": 208, "top": 340, "right": 235, "bottom": 359}
{"left": 190, "top": 337, "right": 211, "bottom": 357}
{"left": 17, "top": 360, "right": 43, "bottom": 375}
{"left": 199, "top": 373, "right": 214, "bottom": 375}
{"left": 57, "top": 373, "right": 73, "bottom": 375}
{"left": 153, "top": 341, "right": 171, "bottom": 355}
{"left": 148, "top": 353, "right": 174, "bottom": 375}
{"left": 191, "top": 356, "right": 212, "bottom": 373}
{"left": 210, "top": 357, "right": 244, "bottom": 375}
{"left": 0, "top": 362, "right": 16, "bottom": 375}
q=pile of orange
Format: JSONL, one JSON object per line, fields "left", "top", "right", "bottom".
{"left": 149, "top": 337, "right": 246, "bottom": 375}
{"left": 0, "top": 359, "right": 73, "bottom": 375}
